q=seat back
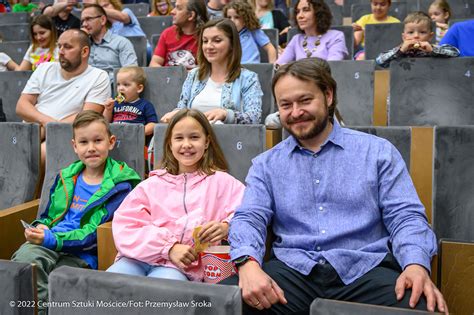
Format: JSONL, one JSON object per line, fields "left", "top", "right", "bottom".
{"left": 260, "top": 28, "right": 279, "bottom": 63}
{"left": 0, "top": 23, "right": 30, "bottom": 41}
{"left": 287, "top": 27, "right": 353, "bottom": 60}
{"left": 151, "top": 33, "right": 160, "bottom": 48}
{"left": 389, "top": 58, "right": 474, "bottom": 126}
{"left": 0, "top": 123, "right": 40, "bottom": 210}
{"left": 38, "top": 123, "right": 145, "bottom": 215}
{"left": 351, "top": 2, "right": 407, "bottom": 22}
{"left": 433, "top": 126, "right": 474, "bottom": 241}
{"left": 126, "top": 36, "right": 147, "bottom": 67}
{"left": 365, "top": 23, "right": 404, "bottom": 60}
{"left": 0, "top": 41, "right": 30, "bottom": 64}
{"left": 327, "top": 0, "right": 343, "bottom": 25}
{"left": 328, "top": 60, "right": 375, "bottom": 125}
{"left": 310, "top": 298, "right": 434, "bottom": 314}
{"left": 0, "top": 71, "right": 32, "bottom": 122}
{"left": 349, "top": 126, "right": 411, "bottom": 170}
{"left": 49, "top": 266, "right": 242, "bottom": 315}
{"left": 154, "top": 124, "right": 266, "bottom": 183}
{"left": 242, "top": 63, "right": 275, "bottom": 123}
{"left": 0, "top": 260, "right": 35, "bottom": 315}
{"left": 123, "top": 3, "right": 150, "bottom": 17}
{"left": 137, "top": 16, "right": 173, "bottom": 43}
{"left": 0, "top": 12, "right": 29, "bottom": 25}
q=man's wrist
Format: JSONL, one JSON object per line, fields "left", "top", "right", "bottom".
{"left": 233, "top": 255, "right": 258, "bottom": 270}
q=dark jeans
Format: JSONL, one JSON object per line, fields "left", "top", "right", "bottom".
{"left": 220, "top": 254, "right": 427, "bottom": 315}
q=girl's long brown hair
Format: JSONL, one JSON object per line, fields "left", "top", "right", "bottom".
{"left": 159, "top": 109, "right": 229, "bottom": 175}
{"left": 30, "top": 15, "right": 57, "bottom": 56}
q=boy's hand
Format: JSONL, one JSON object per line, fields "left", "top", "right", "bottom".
{"left": 417, "top": 41, "right": 433, "bottom": 53}
{"left": 198, "top": 221, "right": 229, "bottom": 243}
{"left": 169, "top": 244, "right": 198, "bottom": 269}
{"left": 35, "top": 224, "right": 49, "bottom": 230}
{"left": 352, "top": 23, "right": 363, "bottom": 32}
{"left": 104, "top": 98, "right": 115, "bottom": 112}
{"left": 24, "top": 227, "right": 45, "bottom": 245}
{"left": 400, "top": 39, "right": 418, "bottom": 53}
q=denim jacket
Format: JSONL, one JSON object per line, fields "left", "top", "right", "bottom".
{"left": 176, "top": 67, "right": 263, "bottom": 124}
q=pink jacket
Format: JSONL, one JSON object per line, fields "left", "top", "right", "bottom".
{"left": 112, "top": 169, "right": 245, "bottom": 281}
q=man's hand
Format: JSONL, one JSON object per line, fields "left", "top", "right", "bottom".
{"left": 24, "top": 227, "right": 45, "bottom": 245}
{"left": 169, "top": 244, "right": 198, "bottom": 269}
{"left": 395, "top": 264, "right": 448, "bottom": 314}
{"left": 238, "top": 261, "right": 287, "bottom": 310}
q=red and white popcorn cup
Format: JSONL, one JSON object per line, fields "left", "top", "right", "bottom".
{"left": 201, "top": 246, "right": 237, "bottom": 283}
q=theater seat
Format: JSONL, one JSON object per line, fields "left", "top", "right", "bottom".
{"left": 0, "top": 260, "right": 36, "bottom": 315}
{"left": 126, "top": 36, "right": 147, "bottom": 67}
{"left": 48, "top": 266, "right": 242, "bottom": 315}
{"left": 137, "top": 16, "right": 173, "bottom": 44}
{"left": 0, "top": 71, "right": 32, "bottom": 122}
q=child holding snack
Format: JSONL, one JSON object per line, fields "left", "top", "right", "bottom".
{"left": 107, "top": 109, "right": 245, "bottom": 281}
{"left": 103, "top": 66, "right": 158, "bottom": 141}
{"left": 376, "top": 11, "right": 459, "bottom": 68}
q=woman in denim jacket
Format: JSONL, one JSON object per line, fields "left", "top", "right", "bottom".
{"left": 161, "top": 19, "right": 263, "bottom": 124}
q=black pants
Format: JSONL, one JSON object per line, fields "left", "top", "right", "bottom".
{"left": 220, "top": 254, "right": 427, "bottom": 315}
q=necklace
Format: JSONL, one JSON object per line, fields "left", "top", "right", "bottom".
{"left": 302, "top": 35, "right": 322, "bottom": 58}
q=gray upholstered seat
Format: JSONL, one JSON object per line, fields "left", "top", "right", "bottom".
{"left": 351, "top": 2, "right": 407, "bottom": 22}
{"left": 433, "top": 126, "right": 474, "bottom": 241}
{"left": 243, "top": 63, "right": 275, "bottom": 123}
{"left": 389, "top": 57, "right": 474, "bottom": 126}
{"left": 38, "top": 123, "right": 145, "bottom": 216}
{"left": 137, "top": 15, "right": 173, "bottom": 43}
{"left": 123, "top": 2, "right": 150, "bottom": 17}
{"left": 0, "top": 123, "right": 40, "bottom": 210}
{"left": 48, "top": 266, "right": 241, "bottom": 315}
{"left": 0, "top": 71, "right": 32, "bottom": 122}
{"left": 260, "top": 28, "right": 279, "bottom": 63}
{"left": 151, "top": 33, "right": 160, "bottom": 49}
{"left": 154, "top": 124, "right": 266, "bottom": 183}
{"left": 0, "top": 41, "right": 30, "bottom": 64}
{"left": 0, "top": 23, "right": 30, "bottom": 41}
{"left": 327, "top": 0, "right": 343, "bottom": 26}
{"left": 0, "top": 12, "right": 29, "bottom": 25}
{"left": 365, "top": 23, "right": 404, "bottom": 61}
{"left": 328, "top": 60, "right": 375, "bottom": 126}
{"left": 349, "top": 126, "right": 411, "bottom": 170}
{"left": 0, "top": 260, "right": 36, "bottom": 315}
{"left": 125, "top": 36, "right": 147, "bottom": 67}
{"left": 310, "top": 298, "right": 435, "bottom": 314}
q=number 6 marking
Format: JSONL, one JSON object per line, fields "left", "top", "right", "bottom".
{"left": 236, "top": 141, "right": 242, "bottom": 150}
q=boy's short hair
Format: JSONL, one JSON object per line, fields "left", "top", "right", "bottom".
{"left": 371, "top": 0, "right": 391, "bottom": 4}
{"left": 404, "top": 11, "right": 433, "bottom": 32}
{"left": 118, "top": 66, "right": 147, "bottom": 86}
{"left": 73, "top": 110, "right": 112, "bottom": 138}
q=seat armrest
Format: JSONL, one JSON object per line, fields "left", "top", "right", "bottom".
{"left": 0, "top": 199, "right": 40, "bottom": 259}
{"left": 97, "top": 221, "right": 117, "bottom": 271}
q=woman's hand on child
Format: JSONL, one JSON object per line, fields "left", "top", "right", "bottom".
{"left": 169, "top": 244, "right": 198, "bottom": 269}
{"left": 205, "top": 109, "right": 227, "bottom": 123}
{"left": 160, "top": 110, "right": 179, "bottom": 123}
{"left": 24, "top": 227, "right": 45, "bottom": 245}
{"left": 198, "top": 221, "right": 229, "bottom": 243}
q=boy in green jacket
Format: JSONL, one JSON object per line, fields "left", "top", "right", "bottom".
{"left": 12, "top": 110, "right": 141, "bottom": 314}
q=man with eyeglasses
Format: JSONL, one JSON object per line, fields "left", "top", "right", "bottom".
{"left": 81, "top": 4, "right": 137, "bottom": 81}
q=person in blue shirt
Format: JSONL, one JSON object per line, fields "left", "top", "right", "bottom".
{"left": 221, "top": 58, "right": 448, "bottom": 314}
{"left": 439, "top": 19, "right": 474, "bottom": 57}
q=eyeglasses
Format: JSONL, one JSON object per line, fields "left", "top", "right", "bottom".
{"left": 81, "top": 15, "right": 103, "bottom": 25}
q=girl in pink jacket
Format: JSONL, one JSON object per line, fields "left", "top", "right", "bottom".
{"left": 107, "top": 109, "right": 245, "bottom": 281}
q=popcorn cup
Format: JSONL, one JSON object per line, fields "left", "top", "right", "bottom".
{"left": 201, "top": 245, "right": 236, "bottom": 283}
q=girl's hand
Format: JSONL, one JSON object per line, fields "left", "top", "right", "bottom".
{"left": 169, "top": 244, "right": 198, "bottom": 269}
{"left": 198, "top": 221, "right": 229, "bottom": 243}
{"left": 24, "top": 227, "right": 45, "bottom": 245}
{"left": 436, "top": 22, "right": 448, "bottom": 30}
{"left": 204, "top": 109, "right": 227, "bottom": 123}
{"left": 160, "top": 110, "right": 179, "bottom": 123}
{"left": 35, "top": 224, "right": 49, "bottom": 230}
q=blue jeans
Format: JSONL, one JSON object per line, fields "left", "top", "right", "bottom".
{"left": 107, "top": 257, "right": 188, "bottom": 281}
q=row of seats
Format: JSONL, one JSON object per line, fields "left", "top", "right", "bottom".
{"left": 1, "top": 57, "right": 473, "bottom": 126}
